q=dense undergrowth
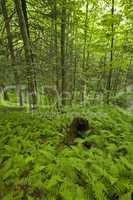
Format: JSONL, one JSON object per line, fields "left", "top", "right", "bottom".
{"left": 0, "top": 106, "right": 133, "bottom": 200}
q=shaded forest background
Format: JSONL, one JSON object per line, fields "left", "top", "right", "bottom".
{"left": 0, "top": 0, "right": 133, "bottom": 110}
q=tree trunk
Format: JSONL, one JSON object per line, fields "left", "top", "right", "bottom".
{"left": 21, "top": 0, "right": 30, "bottom": 37}
{"left": 53, "top": 0, "right": 60, "bottom": 108}
{"left": 14, "top": 0, "right": 37, "bottom": 110}
{"left": 71, "top": 24, "right": 77, "bottom": 104}
{"left": 80, "top": 0, "right": 89, "bottom": 104}
{"left": 106, "top": 0, "right": 115, "bottom": 104}
{"left": 1, "top": 85, "right": 9, "bottom": 101}
{"left": 61, "top": 0, "right": 66, "bottom": 105}
{"left": 1, "top": 0, "right": 23, "bottom": 106}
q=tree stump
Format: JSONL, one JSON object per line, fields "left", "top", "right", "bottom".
{"left": 66, "top": 117, "right": 89, "bottom": 145}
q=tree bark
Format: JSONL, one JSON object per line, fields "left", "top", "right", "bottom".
{"left": 106, "top": 0, "right": 115, "bottom": 104}
{"left": 1, "top": 0, "right": 22, "bottom": 106}
{"left": 71, "top": 23, "right": 77, "bottom": 104}
{"left": 61, "top": 0, "right": 66, "bottom": 105}
{"left": 14, "top": 0, "right": 37, "bottom": 110}
{"left": 21, "top": 0, "right": 30, "bottom": 37}
{"left": 53, "top": 0, "right": 60, "bottom": 107}
{"left": 80, "top": 0, "right": 89, "bottom": 104}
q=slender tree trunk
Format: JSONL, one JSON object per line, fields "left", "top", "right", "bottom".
{"left": 61, "top": 0, "right": 66, "bottom": 105}
{"left": 21, "top": 0, "right": 30, "bottom": 36}
{"left": 71, "top": 24, "right": 77, "bottom": 104}
{"left": 53, "top": 0, "right": 60, "bottom": 108}
{"left": 1, "top": 85, "right": 9, "bottom": 101}
{"left": 1, "top": 0, "right": 22, "bottom": 106}
{"left": 67, "top": 14, "right": 75, "bottom": 104}
{"left": 106, "top": 0, "right": 115, "bottom": 104}
{"left": 14, "top": 0, "right": 37, "bottom": 110}
{"left": 80, "top": 0, "right": 89, "bottom": 104}
{"left": 71, "top": 49, "right": 77, "bottom": 104}
{"left": 22, "top": 0, "right": 37, "bottom": 93}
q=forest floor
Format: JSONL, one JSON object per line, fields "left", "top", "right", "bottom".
{"left": 0, "top": 105, "right": 133, "bottom": 200}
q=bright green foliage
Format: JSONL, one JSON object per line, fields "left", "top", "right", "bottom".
{"left": 0, "top": 106, "right": 133, "bottom": 200}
